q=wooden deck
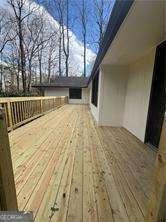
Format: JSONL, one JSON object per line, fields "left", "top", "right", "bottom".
{"left": 9, "top": 104, "right": 156, "bottom": 222}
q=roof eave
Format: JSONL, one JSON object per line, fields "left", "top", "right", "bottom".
{"left": 32, "top": 85, "right": 88, "bottom": 88}
{"left": 88, "top": 0, "right": 134, "bottom": 84}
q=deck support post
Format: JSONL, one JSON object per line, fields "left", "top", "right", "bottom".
{"left": 0, "top": 106, "right": 18, "bottom": 210}
{"left": 146, "top": 117, "right": 166, "bottom": 221}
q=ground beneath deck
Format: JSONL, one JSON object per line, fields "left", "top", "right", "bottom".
{"left": 9, "top": 104, "right": 156, "bottom": 222}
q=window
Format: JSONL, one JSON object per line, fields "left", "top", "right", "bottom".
{"left": 69, "top": 88, "right": 82, "bottom": 99}
{"left": 91, "top": 70, "right": 99, "bottom": 107}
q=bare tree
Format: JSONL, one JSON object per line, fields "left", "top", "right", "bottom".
{"left": 53, "top": 0, "right": 70, "bottom": 77}
{"left": 5, "top": 39, "right": 21, "bottom": 92}
{"left": 0, "top": 9, "right": 14, "bottom": 90}
{"left": 58, "top": 24, "right": 63, "bottom": 76}
{"left": 0, "top": 9, "right": 15, "bottom": 54}
{"left": 76, "top": 0, "right": 88, "bottom": 77}
{"left": 37, "top": 45, "right": 44, "bottom": 83}
{"left": 36, "top": 26, "right": 46, "bottom": 84}
{"left": 25, "top": 14, "right": 50, "bottom": 91}
{"left": 62, "top": 0, "right": 70, "bottom": 77}
{"left": 0, "top": 0, "right": 66, "bottom": 93}
{"left": 7, "top": 0, "right": 35, "bottom": 93}
{"left": 46, "top": 33, "right": 59, "bottom": 83}
{"left": 93, "top": 0, "right": 112, "bottom": 49}
{"left": 53, "top": 0, "right": 63, "bottom": 76}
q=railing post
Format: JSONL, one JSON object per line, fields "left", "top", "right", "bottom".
{"left": 7, "top": 101, "right": 13, "bottom": 130}
{"left": 66, "top": 96, "right": 69, "bottom": 104}
{"left": 0, "top": 106, "right": 18, "bottom": 210}
{"left": 40, "top": 98, "right": 43, "bottom": 114}
{"left": 60, "top": 97, "right": 62, "bottom": 106}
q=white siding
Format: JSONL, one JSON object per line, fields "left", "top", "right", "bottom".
{"left": 44, "top": 88, "right": 69, "bottom": 97}
{"left": 44, "top": 87, "right": 89, "bottom": 104}
{"left": 123, "top": 50, "right": 156, "bottom": 141}
{"left": 99, "top": 65, "right": 128, "bottom": 126}
{"left": 89, "top": 49, "right": 156, "bottom": 142}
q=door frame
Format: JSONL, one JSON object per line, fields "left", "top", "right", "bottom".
{"left": 145, "top": 41, "right": 166, "bottom": 148}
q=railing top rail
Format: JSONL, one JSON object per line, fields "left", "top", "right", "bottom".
{"left": 0, "top": 96, "right": 66, "bottom": 103}
{"left": 0, "top": 96, "right": 68, "bottom": 131}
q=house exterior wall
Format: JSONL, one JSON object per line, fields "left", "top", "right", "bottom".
{"left": 44, "top": 87, "right": 69, "bottom": 97}
{"left": 123, "top": 49, "right": 156, "bottom": 141}
{"left": 88, "top": 1, "right": 165, "bottom": 143}
{"left": 89, "top": 48, "right": 157, "bottom": 142}
{"left": 98, "top": 65, "right": 128, "bottom": 126}
{"left": 44, "top": 87, "right": 89, "bottom": 104}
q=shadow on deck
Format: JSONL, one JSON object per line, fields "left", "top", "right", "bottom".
{"left": 9, "top": 104, "right": 156, "bottom": 222}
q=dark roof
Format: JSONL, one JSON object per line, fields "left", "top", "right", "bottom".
{"left": 89, "top": 0, "right": 134, "bottom": 83}
{"left": 32, "top": 76, "right": 89, "bottom": 88}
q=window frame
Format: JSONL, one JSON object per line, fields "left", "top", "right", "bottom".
{"left": 69, "top": 88, "right": 82, "bottom": 99}
{"left": 91, "top": 70, "right": 99, "bottom": 107}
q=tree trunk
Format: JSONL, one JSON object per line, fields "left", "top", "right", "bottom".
{"left": 59, "top": 29, "right": 62, "bottom": 76}
{"left": 18, "top": 22, "right": 26, "bottom": 93}
{"left": 17, "top": 62, "right": 20, "bottom": 92}
{"left": 83, "top": 33, "right": 86, "bottom": 77}
{"left": 0, "top": 66, "right": 2, "bottom": 93}
{"left": 27, "top": 60, "right": 32, "bottom": 92}
{"left": 82, "top": 0, "right": 86, "bottom": 77}
{"left": 16, "top": 74, "right": 19, "bottom": 92}
{"left": 38, "top": 50, "right": 43, "bottom": 84}
{"left": 66, "top": 0, "right": 69, "bottom": 77}
{"left": 47, "top": 58, "right": 51, "bottom": 83}
{"left": 65, "top": 55, "right": 69, "bottom": 77}
{"left": 39, "top": 59, "right": 42, "bottom": 84}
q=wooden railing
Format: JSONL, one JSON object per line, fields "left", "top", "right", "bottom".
{"left": 0, "top": 96, "right": 68, "bottom": 131}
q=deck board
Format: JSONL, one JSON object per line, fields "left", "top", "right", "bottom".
{"left": 9, "top": 104, "right": 156, "bottom": 222}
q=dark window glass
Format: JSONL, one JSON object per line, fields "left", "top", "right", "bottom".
{"left": 69, "top": 88, "right": 82, "bottom": 99}
{"left": 91, "top": 70, "right": 99, "bottom": 107}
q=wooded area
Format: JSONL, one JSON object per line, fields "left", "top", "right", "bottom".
{"left": 0, "top": 0, "right": 112, "bottom": 95}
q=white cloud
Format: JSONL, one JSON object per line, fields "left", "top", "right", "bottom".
{"left": 35, "top": 2, "right": 96, "bottom": 76}
{"left": 0, "top": 0, "right": 96, "bottom": 76}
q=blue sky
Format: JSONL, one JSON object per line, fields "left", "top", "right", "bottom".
{"left": 0, "top": 0, "right": 115, "bottom": 75}
{"left": 35, "top": 0, "right": 115, "bottom": 53}
{"left": 0, "top": 0, "right": 115, "bottom": 53}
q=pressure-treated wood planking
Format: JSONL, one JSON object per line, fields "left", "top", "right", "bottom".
{"left": 146, "top": 117, "right": 166, "bottom": 222}
{"left": 9, "top": 104, "right": 156, "bottom": 222}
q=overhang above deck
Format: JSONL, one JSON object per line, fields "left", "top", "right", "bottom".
{"left": 102, "top": 1, "right": 166, "bottom": 66}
